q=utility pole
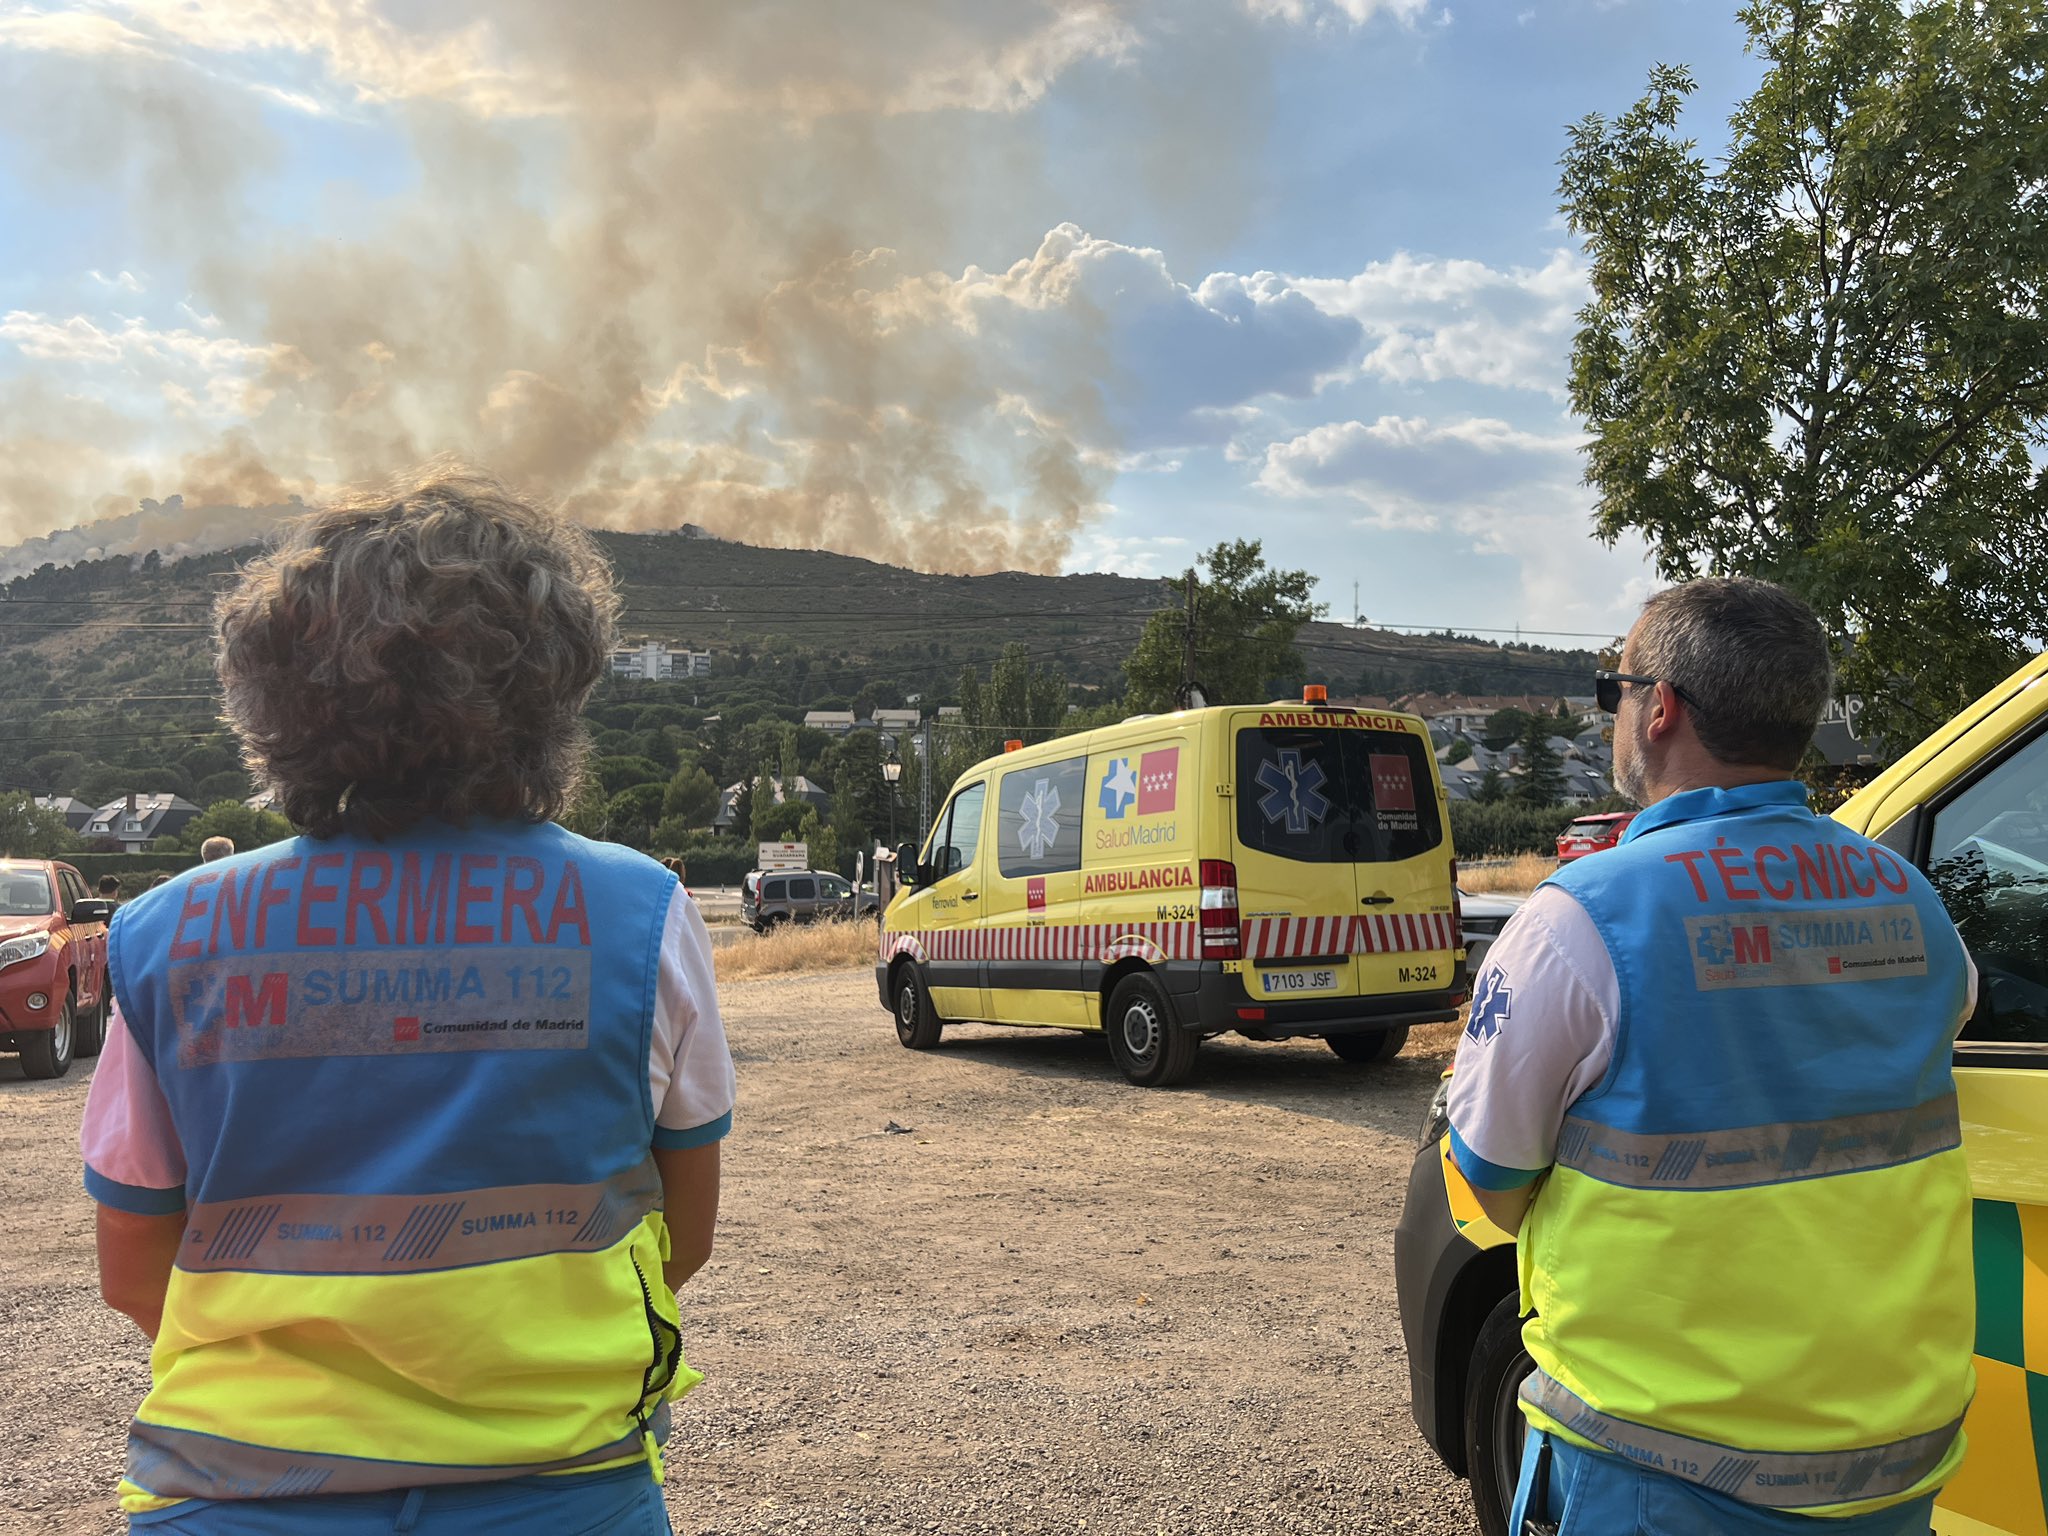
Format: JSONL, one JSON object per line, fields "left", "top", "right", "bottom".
{"left": 1178, "top": 567, "right": 1201, "bottom": 710}
{"left": 918, "top": 715, "right": 934, "bottom": 846}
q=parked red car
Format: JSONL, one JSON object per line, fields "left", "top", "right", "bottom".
{"left": 1555, "top": 810, "right": 1637, "bottom": 864}
{"left": 0, "top": 860, "right": 113, "bottom": 1079}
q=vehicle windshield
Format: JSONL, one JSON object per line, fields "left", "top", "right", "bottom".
{"left": 0, "top": 870, "right": 54, "bottom": 917}
{"left": 1234, "top": 725, "right": 1443, "bottom": 863}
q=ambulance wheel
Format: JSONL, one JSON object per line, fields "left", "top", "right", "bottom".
{"left": 894, "top": 968, "right": 942, "bottom": 1050}
{"left": 18, "top": 992, "right": 76, "bottom": 1080}
{"left": 1106, "top": 974, "right": 1197, "bottom": 1087}
{"left": 1464, "top": 1292, "right": 1535, "bottom": 1536}
{"left": 1325, "top": 1025, "right": 1408, "bottom": 1064}
{"left": 75, "top": 989, "right": 107, "bottom": 1059}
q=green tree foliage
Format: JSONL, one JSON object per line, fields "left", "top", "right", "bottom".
{"left": 606, "top": 783, "right": 667, "bottom": 847}
{"left": 179, "top": 800, "right": 295, "bottom": 855}
{"left": 1482, "top": 707, "right": 1537, "bottom": 751}
{"left": 1124, "top": 542, "right": 1323, "bottom": 713}
{"left": 1446, "top": 737, "right": 1473, "bottom": 764}
{"left": 661, "top": 764, "right": 721, "bottom": 829}
{"left": 0, "top": 792, "right": 82, "bottom": 857}
{"left": 1561, "top": 0, "right": 2048, "bottom": 739}
{"left": 927, "top": 644, "right": 1072, "bottom": 808}
{"left": 594, "top": 755, "right": 667, "bottom": 796}
{"left": 1451, "top": 801, "right": 1590, "bottom": 857}
{"left": 1514, "top": 716, "right": 1568, "bottom": 806}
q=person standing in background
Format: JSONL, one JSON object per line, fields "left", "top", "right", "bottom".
{"left": 198, "top": 837, "right": 233, "bottom": 863}
{"left": 80, "top": 470, "right": 735, "bottom": 1534}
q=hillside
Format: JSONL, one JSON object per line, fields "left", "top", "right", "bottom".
{"left": 0, "top": 526, "right": 1602, "bottom": 812}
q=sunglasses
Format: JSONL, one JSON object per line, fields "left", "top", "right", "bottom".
{"left": 1595, "top": 670, "right": 1701, "bottom": 715}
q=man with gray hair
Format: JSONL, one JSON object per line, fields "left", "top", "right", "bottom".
{"left": 198, "top": 836, "right": 234, "bottom": 863}
{"left": 1448, "top": 577, "right": 1977, "bottom": 1534}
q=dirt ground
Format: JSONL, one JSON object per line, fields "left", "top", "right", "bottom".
{"left": 0, "top": 970, "right": 1479, "bottom": 1536}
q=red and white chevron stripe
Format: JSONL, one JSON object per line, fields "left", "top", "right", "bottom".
{"left": 880, "top": 911, "right": 1452, "bottom": 966}
{"left": 1242, "top": 910, "right": 1456, "bottom": 960}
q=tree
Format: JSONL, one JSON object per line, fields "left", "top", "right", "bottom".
{"left": 1482, "top": 708, "right": 1536, "bottom": 751}
{"left": 1446, "top": 737, "right": 1474, "bottom": 764}
{"left": 662, "top": 764, "right": 720, "bottom": 830}
{"left": 180, "top": 799, "right": 294, "bottom": 854}
{"left": 1124, "top": 541, "right": 1324, "bottom": 713}
{"left": 0, "top": 793, "right": 80, "bottom": 857}
{"left": 1475, "top": 767, "right": 1508, "bottom": 805}
{"left": 606, "top": 783, "right": 667, "bottom": 847}
{"left": 1561, "top": 0, "right": 2048, "bottom": 741}
{"left": 1514, "top": 716, "right": 1568, "bottom": 806}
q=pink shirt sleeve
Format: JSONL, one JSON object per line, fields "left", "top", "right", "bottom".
{"left": 80, "top": 1001, "right": 188, "bottom": 1215}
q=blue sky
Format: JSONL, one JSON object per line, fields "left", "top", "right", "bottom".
{"left": 0, "top": 0, "right": 1763, "bottom": 635}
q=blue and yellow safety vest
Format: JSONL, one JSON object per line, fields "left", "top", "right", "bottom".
{"left": 1522, "top": 781, "right": 1976, "bottom": 1516}
{"left": 107, "top": 819, "right": 691, "bottom": 1515}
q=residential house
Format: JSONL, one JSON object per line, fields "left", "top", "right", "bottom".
{"left": 711, "top": 774, "right": 834, "bottom": 832}
{"left": 30, "top": 795, "right": 94, "bottom": 833}
{"left": 609, "top": 641, "right": 711, "bottom": 680}
{"left": 85, "top": 792, "right": 203, "bottom": 852}
{"left": 802, "top": 710, "right": 858, "bottom": 735}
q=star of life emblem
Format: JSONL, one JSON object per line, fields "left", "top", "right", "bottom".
{"left": 1255, "top": 749, "right": 1331, "bottom": 833}
{"left": 1018, "top": 778, "right": 1062, "bottom": 860}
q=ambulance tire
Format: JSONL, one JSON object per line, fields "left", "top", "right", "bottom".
{"left": 1106, "top": 973, "right": 1197, "bottom": 1088}
{"left": 1324, "top": 1025, "right": 1408, "bottom": 1064}
{"left": 1464, "top": 1292, "right": 1535, "bottom": 1536}
{"left": 894, "top": 967, "right": 943, "bottom": 1050}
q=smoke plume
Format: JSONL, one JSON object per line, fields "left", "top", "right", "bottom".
{"left": 0, "top": 0, "right": 1295, "bottom": 574}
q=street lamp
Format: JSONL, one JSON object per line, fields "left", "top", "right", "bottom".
{"left": 881, "top": 750, "right": 902, "bottom": 845}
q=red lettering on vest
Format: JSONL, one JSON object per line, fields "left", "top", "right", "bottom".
{"left": 545, "top": 860, "right": 591, "bottom": 946}
{"left": 455, "top": 855, "right": 499, "bottom": 945}
{"left": 256, "top": 857, "right": 302, "bottom": 948}
{"left": 1792, "top": 844, "right": 1833, "bottom": 900}
{"left": 502, "top": 856, "right": 546, "bottom": 944}
{"left": 210, "top": 867, "right": 256, "bottom": 956}
{"left": 1731, "top": 924, "right": 1773, "bottom": 965}
{"left": 396, "top": 853, "right": 451, "bottom": 946}
{"left": 169, "top": 872, "right": 221, "bottom": 960}
{"left": 1708, "top": 843, "right": 1760, "bottom": 901}
{"left": 345, "top": 852, "right": 394, "bottom": 945}
{"left": 1841, "top": 845, "right": 1876, "bottom": 898}
{"left": 297, "top": 852, "right": 346, "bottom": 946}
{"left": 1663, "top": 850, "right": 1710, "bottom": 900}
{"left": 224, "top": 972, "right": 287, "bottom": 1028}
{"left": 1753, "top": 845, "right": 1794, "bottom": 901}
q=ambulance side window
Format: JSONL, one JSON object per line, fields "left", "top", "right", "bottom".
{"left": 1927, "top": 726, "right": 2048, "bottom": 1050}
{"left": 932, "top": 783, "right": 987, "bottom": 881}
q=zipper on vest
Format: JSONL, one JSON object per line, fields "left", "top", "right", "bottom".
{"left": 630, "top": 1254, "right": 683, "bottom": 1483}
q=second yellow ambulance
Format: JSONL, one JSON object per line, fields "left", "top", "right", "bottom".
{"left": 877, "top": 689, "right": 1467, "bottom": 1085}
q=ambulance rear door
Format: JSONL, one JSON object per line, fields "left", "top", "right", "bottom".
{"left": 1230, "top": 711, "right": 1456, "bottom": 1004}
{"left": 985, "top": 751, "right": 1091, "bottom": 1027}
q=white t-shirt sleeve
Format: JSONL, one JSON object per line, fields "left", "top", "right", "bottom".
{"left": 1446, "top": 884, "right": 1619, "bottom": 1185}
{"left": 648, "top": 886, "right": 737, "bottom": 1149}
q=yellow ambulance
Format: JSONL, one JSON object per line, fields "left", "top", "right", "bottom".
{"left": 875, "top": 688, "right": 1466, "bottom": 1086}
{"left": 1393, "top": 649, "right": 2048, "bottom": 1536}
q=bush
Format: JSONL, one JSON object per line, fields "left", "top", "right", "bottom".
{"left": 1450, "top": 801, "right": 1587, "bottom": 858}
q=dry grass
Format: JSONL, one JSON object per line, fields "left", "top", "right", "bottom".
{"left": 713, "top": 918, "right": 877, "bottom": 982}
{"left": 1458, "top": 851, "right": 1556, "bottom": 896}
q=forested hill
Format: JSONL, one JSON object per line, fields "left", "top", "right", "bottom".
{"left": 0, "top": 527, "right": 1600, "bottom": 807}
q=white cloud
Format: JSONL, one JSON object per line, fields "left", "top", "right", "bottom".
{"left": 1258, "top": 412, "right": 1582, "bottom": 517}
{"left": 0, "top": 309, "right": 301, "bottom": 417}
{"left": 1291, "top": 249, "right": 1587, "bottom": 393}
{"left": 88, "top": 268, "right": 145, "bottom": 293}
{"left": 1243, "top": 0, "right": 1435, "bottom": 25}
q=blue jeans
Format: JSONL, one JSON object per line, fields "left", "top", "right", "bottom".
{"left": 1509, "top": 1430, "right": 1937, "bottom": 1536}
{"left": 130, "top": 1464, "right": 673, "bottom": 1535}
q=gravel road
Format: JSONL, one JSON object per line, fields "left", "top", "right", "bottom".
{"left": 0, "top": 968, "right": 1478, "bottom": 1536}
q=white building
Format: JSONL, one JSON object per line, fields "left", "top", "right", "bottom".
{"left": 610, "top": 641, "right": 711, "bottom": 680}
{"left": 803, "top": 710, "right": 858, "bottom": 735}
{"left": 869, "top": 708, "right": 920, "bottom": 734}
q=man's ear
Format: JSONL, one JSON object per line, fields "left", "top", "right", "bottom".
{"left": 1645, "top": 680, "right": 1684, "bottom": 743}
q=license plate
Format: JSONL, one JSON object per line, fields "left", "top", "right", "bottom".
{"left": 1267, "top": 967, "right": 1339, "bottom": 994}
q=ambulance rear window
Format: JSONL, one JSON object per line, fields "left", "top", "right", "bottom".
{"left": 1234, "top": 726, "right": 1442, "bottom": 864}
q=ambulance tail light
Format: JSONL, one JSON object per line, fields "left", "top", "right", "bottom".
{"left": 1199, "top": 859, "right": 1241, "bottom": 960}
{"left": 1450, "top": 859, "right": 1465, "bottom": 947}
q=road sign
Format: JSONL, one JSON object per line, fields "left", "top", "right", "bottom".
{"left": 758, "top": 841, "right": 808, "bottom": 872}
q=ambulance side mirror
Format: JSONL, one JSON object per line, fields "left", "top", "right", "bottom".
{"left": 896, "top": 842, "right": 923, "bottom": 888}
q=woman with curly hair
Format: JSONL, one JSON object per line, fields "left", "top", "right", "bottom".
{"left": 80, "top": 470, "right": 733, "bottom": 1534}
